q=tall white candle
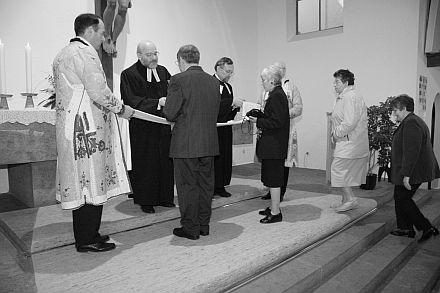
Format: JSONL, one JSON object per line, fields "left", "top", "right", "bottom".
{"left": 25, "top": 42, "right": 32, "bottom": 93}
{"left": 0, "top": 39, "right": 5, "bottom": 94}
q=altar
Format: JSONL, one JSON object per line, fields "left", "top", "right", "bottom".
{"left": 0, "top": 109, "right": 57, "bottom": 207}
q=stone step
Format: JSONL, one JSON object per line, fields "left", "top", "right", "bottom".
{"left": 379, "top": 207, "right": 440, "bottom": 293}
{"left": 313, "top": 194, "right": 440, "bottom": 293}
{"left": 228, "top": 189, "right": 433, "bottom": 293}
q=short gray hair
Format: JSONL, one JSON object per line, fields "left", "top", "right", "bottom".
{"left": 261, "top": 64, "right": 283, "bottom": 86}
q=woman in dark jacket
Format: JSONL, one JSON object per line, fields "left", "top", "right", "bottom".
{"left": 248, "top": 65, "right": 290, "bottom": 223}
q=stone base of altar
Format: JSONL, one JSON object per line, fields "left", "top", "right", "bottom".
{"left": 8, "top": 161, "right": 57, "bottom": 208}
{"left": 0, "top": 110, "right": 57, "bottom": 208}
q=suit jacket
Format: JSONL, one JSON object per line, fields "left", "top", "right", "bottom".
{"left": 391, "top": 112, "right": 440, "bottom": 185}
{"left": 164, "top": 66, "right": 220, "bottom": 158}
{"left": 256, "top": 85, "right": 290, "bottom": 160}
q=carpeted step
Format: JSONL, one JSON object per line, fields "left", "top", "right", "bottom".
{"left": 312, "top": 194, "right": 440, "bottom": 293}
{"left": 228, "top": 189, "right": 432, "bottom": 293}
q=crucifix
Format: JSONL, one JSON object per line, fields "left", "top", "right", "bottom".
{"left": 95, "top": 0, "right": 114, "bottom": 90}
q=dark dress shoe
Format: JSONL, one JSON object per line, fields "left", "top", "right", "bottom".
{"left": 99, "top": 234, "right": 110, "bottom": 242}
{"left": 258, "top": 207, "right": 271, "bottom": 216}
{"left": 260, "top": 212, "right": 283, "bottom": 224}
{"left": 200, "top": 230, "right": 209, "bottom": 236}
{"left": 218, "top": 190, "right": 232, "bottom": 197}
{"left": 76, "top": 242, "right": 116, "bottom": 253}
{"left": 390, "top": 229, "right": 416, "bottom": 238}
{"left": 159, "top": 202, "right": 176, "bottom": 208}
{"left": 141, "top": 205, "right": 155, "bottom": 213}
{"left": 418, "top": 226, "right": 439, "bottom": 243}
{"left": 173, "top": 227, "right": 199, "bottom": 240}
{"left": 261, "top": 192, "right": 271, "bottom": 200}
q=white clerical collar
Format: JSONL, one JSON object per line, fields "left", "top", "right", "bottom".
{"left": 147, "top": 68, "right": 160, "bottom": 82}
{"left": 214, "top": 74, "right": 231, "bottom": 95}
{"left": 75, "top": 36, "right": 92, "bottom": 47}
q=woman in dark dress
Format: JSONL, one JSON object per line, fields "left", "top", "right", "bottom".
{"left": 248, "top": 65, "right": 290, "bottom": 223}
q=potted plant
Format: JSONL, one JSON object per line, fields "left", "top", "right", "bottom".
{"left": 360, "top": 97, "right": 396, "bottom": 190}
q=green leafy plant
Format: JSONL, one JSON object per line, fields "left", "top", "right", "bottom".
{"left": 38, "top": 74, "right": 56, "bottom": 109}
{"left": 366, "top": 97, "right": 396, "bottom": 174}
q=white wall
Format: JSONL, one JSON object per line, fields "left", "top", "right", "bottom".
{"left": 256, "top": 0, "right": 420, "bottom": 170}
{"left": 0, "top": 0, "right": 434, "bottom": 193}
{"left": 0, "top": 0, "right": 259, "bottom": 193}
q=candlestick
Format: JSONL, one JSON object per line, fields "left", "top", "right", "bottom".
{"left": 0, "top": 39, "right": 5, "bottom": 94}
{"left": 21, "top": 92, "right": 37, "bottom": 108}
{"left": 25, "top": 43, "right": 32, "bottom": 93}
{"left": 0, "top": 93, "right": 12, "bottom": 110}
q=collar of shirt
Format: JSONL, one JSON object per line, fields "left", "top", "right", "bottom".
{"left": 146, "top": 68, "right": 160, "bottom": 82}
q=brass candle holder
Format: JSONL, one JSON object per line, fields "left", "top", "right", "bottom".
{"left": 0, "top": 93, "right": 12, "bottom": 110}
{"left": 21, "top": 92, "right": 38, "bottom": 108}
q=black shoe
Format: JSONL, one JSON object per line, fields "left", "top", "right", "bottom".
{"left": 220, "top": 190, "right": 232, "bottom": 197}
{"left": 99, "top": 234, "right": 110, "bottom": 242}
{"left": 141, "top": 205, "right": 155, "bottom": 213}
{"left": 173, "top": 227, "right": 199, "bottom": 240}
{"left": 260, "top": 212, "right": 283, "bottom": 224}
{"left": 418, "top": 226, "right": 439, "bottom": 243}
{"left": 214, "top": 190, "right": 232, "bottom": 197}
{"left": 128, "top": 194, "right": 134, "bottom": 199}
{"left": 258, "top": 207, "right": 271, "bottom": 216}
{"left": 200, "top": 230, "right": 209, "bottom": 236}
{"left": 159, "top": 202, "right": 176, "bottom": 208}
{"left": 76, "top": 242, "right": 116, "bottom": 253}
{"left": 390, "top": 229, "right": 416, "bottom": 238}
{"left": 261, "top": 192, "right": 271, "bottom": 200}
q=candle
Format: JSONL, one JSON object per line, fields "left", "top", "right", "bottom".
{"left": 0, "top": 39, "right": 5, "bottom": 94}
{"left": 25, "top": 42, "right": 32, "bottom": 93}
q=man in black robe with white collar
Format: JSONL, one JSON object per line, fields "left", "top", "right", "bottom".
{"left": 120, "top": 40, "right": 174, "bottom": 213}
{"left": 213, "top": 57, "right": 243, "bottom": 197}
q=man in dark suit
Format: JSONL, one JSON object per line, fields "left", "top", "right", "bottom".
{"left": 213, "top": 57, "right": 243, "bottom": 197}
{"left": 164, "top": 45, "right": 220, "bottom": 240}
{"left": 389, "top": 94, "right": 440, "bottom": 243}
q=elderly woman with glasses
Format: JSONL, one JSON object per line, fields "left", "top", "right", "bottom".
{"left": 248, "top": 65, "right": 290, "bottom": 223}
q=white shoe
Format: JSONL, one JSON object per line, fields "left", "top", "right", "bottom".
{"left": 335, "top": 199, "right": 358, "bottom": 212}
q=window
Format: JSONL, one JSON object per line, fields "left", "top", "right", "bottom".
{"left": 287, "top": 0, "right": 343, "bottom": 41}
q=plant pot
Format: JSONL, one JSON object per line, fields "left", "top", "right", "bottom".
{"left": 378, "top": 166, "right": 392, "bottom": 182}
{"left": 360, "top": 174, "right": 377, "bottom": 190}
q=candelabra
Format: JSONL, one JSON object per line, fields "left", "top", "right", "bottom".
{"left": 21, "top": 92, "right": 38, "bottom": 108}
{"left": 0, "top": 93, "right": 12, "bottom": 110}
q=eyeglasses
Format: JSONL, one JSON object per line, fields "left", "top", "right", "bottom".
{"left": 142, "top": 51, "right": 159, "bottom": 57}
{"left": 221, "top": 67, "right": 234, "bottom": 76}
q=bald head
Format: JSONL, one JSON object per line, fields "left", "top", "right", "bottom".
{"left": 137, "top": 40, "right": 159, "bottom": 69}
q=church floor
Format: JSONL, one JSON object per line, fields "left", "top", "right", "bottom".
{"left": 0, "top": 164, "right": 390, "bottom": 293}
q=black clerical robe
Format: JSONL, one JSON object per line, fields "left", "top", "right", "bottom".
{"left": 120, "top": 61, "right": 174, "bottom": 206}
{"left": 214, "top": 76, "right": 239, "bottom": 192}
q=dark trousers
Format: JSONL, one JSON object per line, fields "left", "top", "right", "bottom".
{"left": 394, "top": 184, "right": 432, "bottom": 231}
{"left": 174, "top": 157, "right": 214, "bottom": 237}
{"left": 214, "top": 126, "right": 233, "bottom": 192}
{"left": 72, "top": 204, "right": 103, "bottom": 247}
{"left": 281, "top": 167, "right": 290, "bottom": 195}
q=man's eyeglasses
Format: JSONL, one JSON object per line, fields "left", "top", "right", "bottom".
{"left": 221, "top": 67, "right": 234, "bottom": 76}
{"left": 142, "top": 51, "right": 159, "bottom": 57}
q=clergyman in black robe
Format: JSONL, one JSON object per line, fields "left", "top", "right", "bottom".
{"left": 213, "top": 57, "right": 242, "bottom": 197}
{"left": 120, "top": 40, "right": 174, "bottom": 213}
